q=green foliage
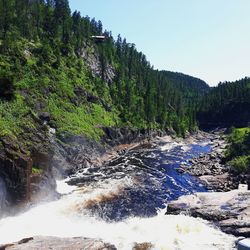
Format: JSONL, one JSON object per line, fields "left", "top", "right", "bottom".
{"left": 198, "top": 78, "right": 250, "bottom": 128}
{"left": 226, "top": 127, "right": 250, "bottom": 159}
{"left": 47, "top": 96, "right": 117, "bottom": 140}
{"left": 0, "top": 94, "right": 33, "bottom": 137}
{"left": 32, "top": 166, "right": 43, "bottom": 175}
{"left": 226, "top": 127, "right": 250, "bottom": 173}
{"left": 229, "top": 155, "right": 249, "bottom": 173}
{"left": 0, "top": 0, "right": 210, "bottom": 141}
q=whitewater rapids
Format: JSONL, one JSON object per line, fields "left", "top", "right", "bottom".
{"left": 0, "top": 178, "right": 235, "bottom": 249}
{"left": 0, "top": 136, "right": 236, "bottom": 249}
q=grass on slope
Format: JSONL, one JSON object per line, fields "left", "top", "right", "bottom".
{"left": 0, "top": 39, "right": 120, "bottom": 140}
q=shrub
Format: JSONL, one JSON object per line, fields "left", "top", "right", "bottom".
{"left": 32, "top": 166, "right": 43, "bottom": 175}
{"left": 226, "top": 127, "right": 250, "bottom": 159}
{"left": 229, "top": 155, "right": 250, "bottom": 173}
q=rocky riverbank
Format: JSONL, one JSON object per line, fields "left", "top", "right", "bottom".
{"left": 178, "top": 131, "right": 250, "bottom": 191}
{"left": 168, "top": 130, "right": 250, "bottom": 238}
{"left": 0, "top": 131, "right": 240, "bottom": 249}
{"left": 167, "top": 189, "right": 250, "bottom": 237}
{"left": 0, "top": 125, "right": 165, "bottom": 216}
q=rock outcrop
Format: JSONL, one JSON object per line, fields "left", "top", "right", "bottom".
{"left": 78, "top": 41, "right": 115, "bottom": 84}
{"left": 102, "top": 127, "right": 165, "bottom": 147}
{"left": 51, "top": 134, "right": 106, "bottom": 177}
{"left": 0, "top": 236, "right": 116, "bottom": 250}
{"left": 167, "top": 190, "right": 250, "bottom": 237}
{"left": 0, "top": 136, "right": 32, "bottom": 206}
{"left": 178, "top": 133, "right": 250, "bottom": 191}
{"left": 0, "top": 122, "right": 56, "bottom": 210}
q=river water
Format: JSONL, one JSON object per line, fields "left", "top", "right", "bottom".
{"left": 0, "top": 136, "right": 235, "bottom": 249}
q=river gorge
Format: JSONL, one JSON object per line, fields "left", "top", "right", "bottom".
{"left": 0, "top": 133, "right": 241, "bottom": 249}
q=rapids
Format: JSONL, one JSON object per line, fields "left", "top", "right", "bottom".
{"left": 0, "top": 136, "right": 236, "bottom": 249}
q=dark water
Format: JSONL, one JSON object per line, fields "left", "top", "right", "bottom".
{"left": 67, "top": 141, "right": 212, "bottom": 221}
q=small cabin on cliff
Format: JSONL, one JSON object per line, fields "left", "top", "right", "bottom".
{"left": 91, "top": 36, "right": 106, "bottom": 43}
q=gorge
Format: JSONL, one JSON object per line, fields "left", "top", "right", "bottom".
{"left": 0, "top": 1, "right": 250, "bottom": 249}
{"left": 0, "top": 132, "right": 240, "bottom": 250}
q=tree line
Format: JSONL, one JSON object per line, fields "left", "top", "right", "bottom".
{"left": 0, "top": 0, "right": 212, "bottom": 136}
{"left": 197, "top": 77, "right": 250, "bottom": 129}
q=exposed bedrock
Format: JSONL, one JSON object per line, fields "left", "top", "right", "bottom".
{"left": 0, "top": 125, "right": 166, "bottom": 209}
{"left": 0, "top": 136, "right": 32, "bottom": 206}
{"left": 0, "top": 236, "right": 117, "bottom": 250}
{"left": 178, "top": 133, "right": 250, "bottom": 191}
{"left": 167, "top": 190, "right": 250, "bottom": 237}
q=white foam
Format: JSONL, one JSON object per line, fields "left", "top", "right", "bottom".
{"left": 0, "top": 177, "right": 235, "bottom": 249}
{"left": 56, "top": 180, "right": 77, "bottom": 195}
{"left": 160, "top": 142, "right": 181, "bottom": 152}
{"left": 181, "top": 145, "right": 192, "bottom": 152}
{"left": 0, "top": 206, "right": 235, "bottom": 250}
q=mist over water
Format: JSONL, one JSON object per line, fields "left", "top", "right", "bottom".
{"left": 0, "top": 177, "right": 7, "bottom": 211}
{"left": 0, "top": 137, "right": 236, "bottom": 249}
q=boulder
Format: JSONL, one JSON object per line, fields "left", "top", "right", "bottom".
{"left": 167, "top": 190, "right": 250, "bottom": 237}
{"left": 132, "top": 242, "right": 154, "bottom": 250}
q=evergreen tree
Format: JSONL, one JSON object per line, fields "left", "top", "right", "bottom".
{"left": 0, "top": 0, "right": 215, "bottom": 136}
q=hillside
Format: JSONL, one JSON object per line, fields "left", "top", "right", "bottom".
{"left": 161, "top": 71, "right": 210, "bottom": 105}
{"left": 0, "top": 0, "right": 211, "bottom": 206}
{"left": 0, "top": 0, "right": 209, "bottom": 141}
{"left": 197, "top": 77, "right": 250, "bottom": 129}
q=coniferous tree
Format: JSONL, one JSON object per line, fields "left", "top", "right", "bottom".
{"left": 0, "top": 0, "right": 214, "bottom": 135}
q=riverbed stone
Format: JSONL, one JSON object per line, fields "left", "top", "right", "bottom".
{"left": 133, "top": 242, "right": 154, "bottom": 250}
{"left": 2, "top": 236, "right": 117, "bottom": 250}
{"left": 178, "top": 132, "right": 250, "bottom": 191}
{"left": 167, "top": 190, "right": 250, "bottom": 237}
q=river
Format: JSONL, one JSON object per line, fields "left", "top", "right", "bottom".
{"left": 0, "top": 136, "right": 235, "bottom": 249}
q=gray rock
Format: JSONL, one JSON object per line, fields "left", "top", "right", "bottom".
{"left": 167, "top": 190, "right": 250, "bottom": 237}
{"left": 38, "top": 112, "right": 51, "bottom": 122}
{"left": 2, "top": 236, "right": 117, "bottom": 250}
{"left": 0, "top": 137, "right": 33, "bottom": 205}
{"left": 79, "top": 42, "right": 115, "bottom": 84}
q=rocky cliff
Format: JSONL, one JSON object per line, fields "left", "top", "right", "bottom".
{"left": 0, "top": 118, "right": 166, "bottom": 214}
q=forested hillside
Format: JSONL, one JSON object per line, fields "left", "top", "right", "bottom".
{"left": 161, "top": 71, "right": 210, "bottom": 105}
{"left": 0, "top": 0, "right": 210, "bottom": 140}
{"left": 198, "top": 78, "right": 250, "bottom": 129}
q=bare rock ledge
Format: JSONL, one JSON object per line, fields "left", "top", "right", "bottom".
{"left": 0, "top": 236, "right": 117, "bottom": 250}
{"left": 167, "top": 190, "right": 250, "bottom": 237}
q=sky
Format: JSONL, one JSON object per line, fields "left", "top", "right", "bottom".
{"left": 69, "top": 0, "right": 250, "bottom": 86}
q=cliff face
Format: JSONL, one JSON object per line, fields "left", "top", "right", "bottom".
{"left": 0, "top": 136, "right": 32, "bottom": 206}
{"left": 0, "top": 118, "right": 168, "bottom": 211}
{"left": 0, "top": 41, "right": 118, "bottom": 209}
{"left": 0, "top": 177, "right": 6, "bottom": 210}
{"left": 79, "top": 41, "right": 116, "bottom": 84}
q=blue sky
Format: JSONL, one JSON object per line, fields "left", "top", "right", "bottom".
{"left": 69, "top": 0, "right": 250, "bottom": 86}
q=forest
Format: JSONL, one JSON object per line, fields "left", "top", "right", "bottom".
{"left": 0, "top": 0, "right": 211, "bottom": 140}
{"left": 0, "top": 0, "right": 249, "bottom": 141}
{"left": 0, "top": 0, "right": 249, "bottom": 224}
{"left": 198, "top": 78, "right": 250, "bottom": 129}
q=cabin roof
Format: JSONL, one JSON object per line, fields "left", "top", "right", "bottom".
{"left": 91, "top": 35, "right": 106, "bottom": 39}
